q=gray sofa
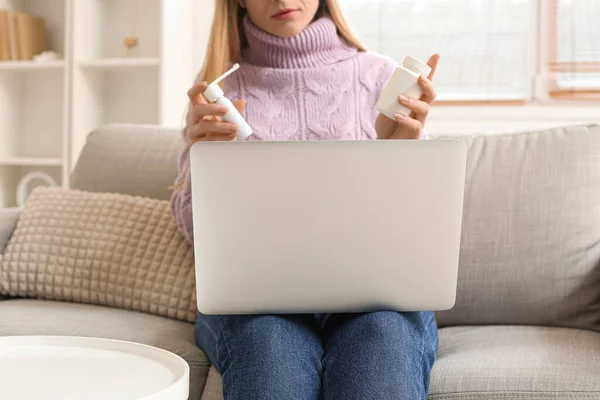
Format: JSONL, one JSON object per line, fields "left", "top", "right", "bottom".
{"left": 1, "top": 123, "right": 599, "bottom": 399}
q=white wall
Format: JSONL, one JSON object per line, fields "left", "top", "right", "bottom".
{"left": 0, "top": 0, "right": 17, "bottom": 7}
{"left": 192, "top": 0, "right": 214, "bottom": 78}
{"left": 160, "top": 0, "right": 198, "bottom": 128}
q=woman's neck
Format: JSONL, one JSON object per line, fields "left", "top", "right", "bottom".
{"left": 242, "top": 15, "right": 357, "bottom": 69}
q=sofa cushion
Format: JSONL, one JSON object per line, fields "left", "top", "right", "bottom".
{"left": 0, "top": 187, "right": 197, "bottom": 323}
{"left": 433, "top": 124, "right": 600, "bottom": 331}
{"left": 201, "top": 367, "right": 223, "bottom": 400}
{"left": 0, "top": 299, "right": 209, "bottom": 400}
{"left": 0, "top": 208, "right": 20, "bottom": 256}
{"left": 70, "top": 124, "right": 183, "bottom": 201}
{"left": 430, "top": 325, "right": 600, "bottom": 399}
{"left": 0, "top": 208, "right": 21, "bottom": 300}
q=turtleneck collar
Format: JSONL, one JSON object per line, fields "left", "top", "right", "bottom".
{"left": 242, "top": 15, "right": 358, "bottom": 69}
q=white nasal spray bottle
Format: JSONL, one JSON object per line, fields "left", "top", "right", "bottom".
{"left": 203, "top": 63, "right": 253, "bottom": 141}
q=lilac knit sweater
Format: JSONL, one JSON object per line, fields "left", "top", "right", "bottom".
{"left": 171, "top": 16, "right": 400, "bottom": 245}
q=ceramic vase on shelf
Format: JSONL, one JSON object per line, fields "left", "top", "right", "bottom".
{"left": 16, "top": 171, "right": 58, "bottom": 208}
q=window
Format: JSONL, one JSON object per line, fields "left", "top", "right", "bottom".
{"left": 339, "top": 0, "right": 599, "bottom": 103}
{"left": 550, "top": 0, "right": 600, "bottom": 98}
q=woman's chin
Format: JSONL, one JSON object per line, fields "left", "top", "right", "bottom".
{"left": 266, "top": 20, "right": 312, "bottom": 38}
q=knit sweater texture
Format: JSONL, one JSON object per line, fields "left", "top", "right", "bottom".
{"left": 171, "top": 16, "right": 403, "bottom": 244}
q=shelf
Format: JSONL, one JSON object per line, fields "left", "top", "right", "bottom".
{"left": 78, "top": 58, "right": 160, "bottom": 70}
{"left": 0, "top": 71, "right": 64, "bottom": 160}
{"left": 0, "top": 157, "right": 64, "bottom": 167}
{"left": 73, "top": 0, "right": 160, "bottom": 60}
{"left": 0, "top": 61, "right": 65, "bottom": 71}
{"left": 71, "top": 66, "right": 159, "bottom": 151}
{"left": 2, "top": 0, "right": 198, "bottom": 176}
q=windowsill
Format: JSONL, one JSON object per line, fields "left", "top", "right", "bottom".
{"left": 431, "top": 103, "right": 599, "bottom": 120}
{"left": 427, "top": 103, "right": 600, "bottom": 135}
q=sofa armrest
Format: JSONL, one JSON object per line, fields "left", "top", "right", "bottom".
{"left": 0, "top": 208, "right": 21, "bottom": 300}
{"left": 0, "top": 208, "right": 20, "bottom": 256}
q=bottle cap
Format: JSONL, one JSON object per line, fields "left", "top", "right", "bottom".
{"left": 203, "top": 63, "right": 240, "bottom": 103}
{"left": 402, "top": 55, "right": 431, "bottom": 76}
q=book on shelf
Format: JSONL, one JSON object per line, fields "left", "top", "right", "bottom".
{"left": 0, "top": 9, "right": 48, "bottom": 61}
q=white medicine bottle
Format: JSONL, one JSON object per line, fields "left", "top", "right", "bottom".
{"left": 376, "top": 55, "right": 432, "bottom": 120}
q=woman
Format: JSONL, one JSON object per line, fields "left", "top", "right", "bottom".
{"left": 171, "top": 1, "right": 440, "bottom": 399}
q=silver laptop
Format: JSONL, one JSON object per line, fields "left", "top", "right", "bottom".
{"left": 189, "top": 139, "right": 467, "bottom": 315}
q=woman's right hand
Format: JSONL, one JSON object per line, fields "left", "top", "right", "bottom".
{"left": 186, "top": 82, "right": 247, "bottom": 147}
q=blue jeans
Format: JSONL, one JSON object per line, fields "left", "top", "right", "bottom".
{"left": 195, "top": 311, "right": 438, "bottom": 399}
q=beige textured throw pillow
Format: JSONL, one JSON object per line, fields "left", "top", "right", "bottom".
{"left": 0, "top": 187, "right": 197, "bottom": 323}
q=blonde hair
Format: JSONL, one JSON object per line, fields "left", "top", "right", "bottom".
{"left": 198, "top": 0, "right": 366, "bottom": 85}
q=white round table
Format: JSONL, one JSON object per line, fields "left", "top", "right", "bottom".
{"left": 0, "top": 336, "right": 189, "bottom": 400}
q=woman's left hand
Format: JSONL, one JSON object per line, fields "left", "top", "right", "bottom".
{"left": 376, "top": 54, "right": 439, "bottom": 140}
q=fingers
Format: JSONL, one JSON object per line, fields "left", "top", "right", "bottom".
{"left": 188, "top": 82, "right": 208, "bottom": 105}
{"left": 393, "top": 113, "right": 422, "bottom": 139}
{"left": 234, "top": 99, "right": 246, "bottom": 113}
{"left": 192, "top": 119, "right": 239, "bottom": 137}
{"left": 191, "top": 103, "right": 229, "bottom": 122}
{"left": 188, "top": 128, "right": 237, "bottom": 145}
{"left": 196, "top": 132, "right": 237, "bottom": 142}
{"left": 426, "top": 54, "right": 440, "bottom": 81}
{"left": 191, "top": 99, "right": 246, "bottom": 122}
{"left": 187, "top": 113, "right": 240, "bottom": 146}
{"left": 418, "top": 75, "right": 437, "bottom": 104}
{"left": 186, "top": 81, "right": 248, "bottom": 145}
{"left": 398, "top": 95, "right": 430, "bottom": 123}
{"left": 188, "top": 132, "right": 236, "bottom": 146}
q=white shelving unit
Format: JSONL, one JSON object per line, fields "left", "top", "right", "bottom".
{"left": 0, "top": 0, "right": 198, "bottom": 208}
{"left": 0, "top": 0, "right": 68, "bottom": 208}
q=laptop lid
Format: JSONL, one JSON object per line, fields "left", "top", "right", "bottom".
{"left": 189, "top": 139, "right": 467, "bottom": 315}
